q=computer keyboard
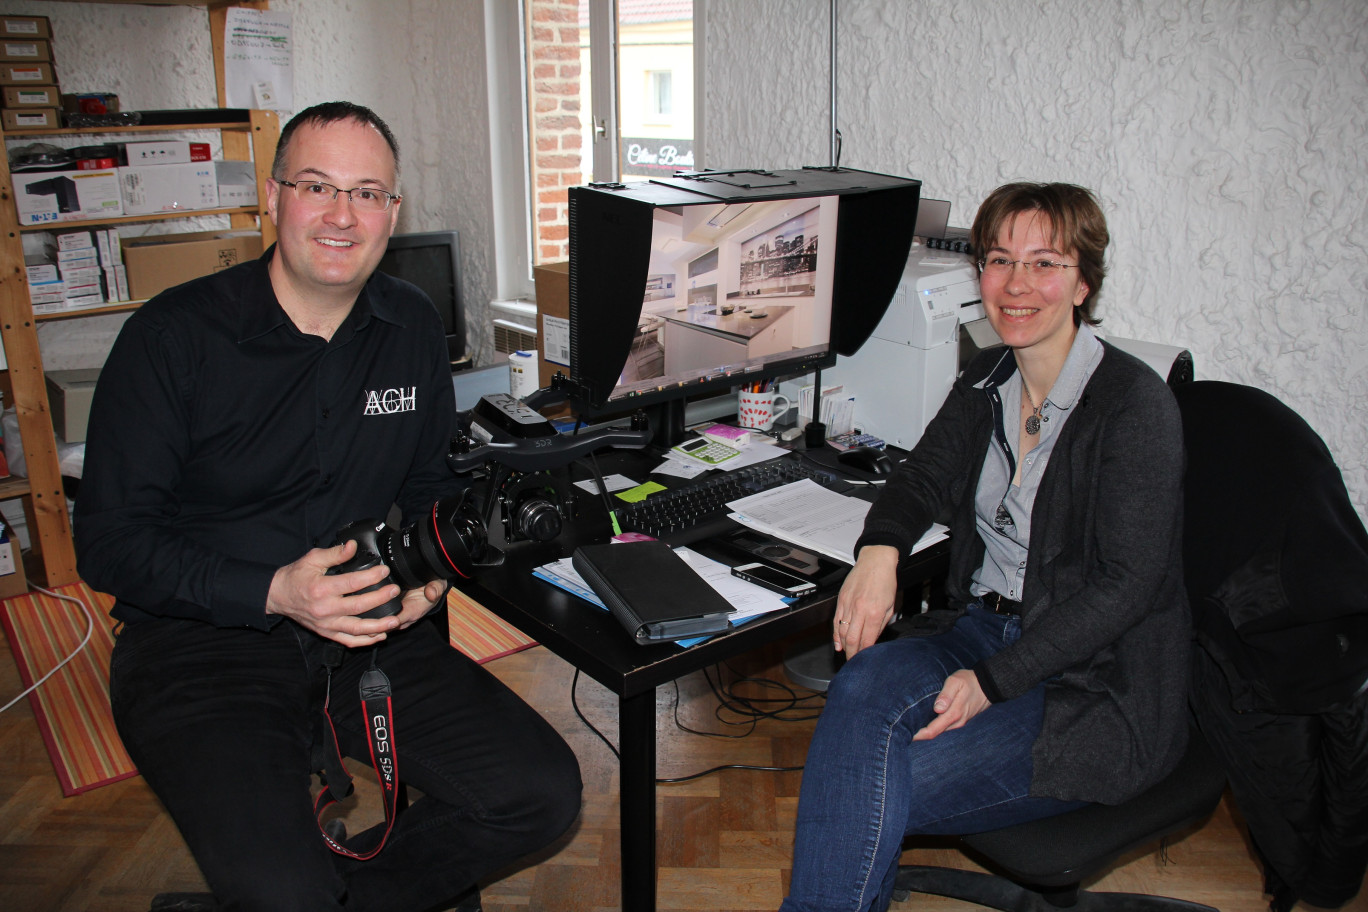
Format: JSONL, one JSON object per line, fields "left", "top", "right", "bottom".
{"left": 615, "top": 457, "right": 845, "bottom": 545}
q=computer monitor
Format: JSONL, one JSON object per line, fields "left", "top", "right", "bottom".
{"left": 567, "top": 168, "right": 921, "bottom": 442}
{"left": 377, "top": 230, "right": 469, "bottom": 371}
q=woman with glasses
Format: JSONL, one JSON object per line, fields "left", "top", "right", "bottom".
{"left": 779, "top": 183, "right": 1189, "bottom": 912}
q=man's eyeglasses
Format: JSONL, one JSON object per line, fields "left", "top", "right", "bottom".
{"left": 276, "top": 179, "right": 401, "bottom": 212}
{"left": 978, "top": 256, "right": 1079, "bottom": 278}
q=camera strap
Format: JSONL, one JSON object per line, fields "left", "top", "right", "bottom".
{"left": 314, "top": 648, "right": 401, "bottom": 860}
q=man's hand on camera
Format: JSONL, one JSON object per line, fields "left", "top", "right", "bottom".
{"left": 266, "top": 539, "right": 404, "bottom": 647}
{"left": 394, "top": 579, "right": 449, "bottom": 630}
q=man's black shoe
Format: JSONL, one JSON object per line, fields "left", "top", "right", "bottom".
{"left": 150, "top": 894, "right": 218, "bottom": 912}
{"left": 453, "top": 885, "right": 482, "bottom": 911}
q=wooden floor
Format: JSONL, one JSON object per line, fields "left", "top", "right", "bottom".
{"left": 0, "top": 625, "right": 1359, "bottom": 912}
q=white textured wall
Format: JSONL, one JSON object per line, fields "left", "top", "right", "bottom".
{"left": 6, "top": 1, "right": 1363, "bottom": 518}
{"left": 0, "top": 0, "right": 497, "bottom": 366}
{"left": 703, "top": 0, "right": 1368, "bottom": 522}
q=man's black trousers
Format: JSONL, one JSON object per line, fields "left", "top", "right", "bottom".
{"left": 110, "top": 613, "right": 582, "bottom": 912}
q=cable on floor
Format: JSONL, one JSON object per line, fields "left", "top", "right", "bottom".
{"left": 570, "top": 662, "right": 824, "bottom": 783}
{"left": 0, "top": 584, "right": 96, "bottom": 714}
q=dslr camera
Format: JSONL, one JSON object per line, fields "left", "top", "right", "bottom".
{"left": 327, "top": 488, "right": 500, "bottom": 619}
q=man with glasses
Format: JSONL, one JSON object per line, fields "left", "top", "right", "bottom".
{"left": 76, "top": 102, "right": 581, "bottom": 912}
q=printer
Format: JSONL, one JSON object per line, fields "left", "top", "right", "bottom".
{"left": 824, "top": 245, "right": 983, "bottom": 449}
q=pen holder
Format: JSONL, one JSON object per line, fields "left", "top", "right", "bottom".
{"left": 738, "top": 390, "right": 792, "bottom": 431}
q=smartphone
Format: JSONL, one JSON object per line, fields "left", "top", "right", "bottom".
{"left": 731, "top": 562, "right": 818, "bottom": 597}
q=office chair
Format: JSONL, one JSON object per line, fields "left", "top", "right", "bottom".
{"left": 888, "top": 383, "right": 1260, "bottom": 911}
{"left": 1178, "top": 381, "right": 1368, "bottom": 912}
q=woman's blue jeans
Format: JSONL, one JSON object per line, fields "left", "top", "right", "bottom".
{"left": 780, "top": 605, "right": 1087, "bottom": 912}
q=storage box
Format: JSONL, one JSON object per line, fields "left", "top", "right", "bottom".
{"left": 534, "top": 261, "right": 571, "bottom": 389}
{"left": 121, "top": 140, "right": 208, "bottom": 164}
{"left": 214, "top": 160, "right": 258, "bottom": 206}
{"left": 45, "top": 368, "right": 100, "bottom": 444}
{"left": 2, "top": 106, "right": 57, "bottom": 130}
{"left": 0, "top": 38, "right": 50, "bottom": 62}
{"left": 25, "top": 258, "right": 56, "bottom": 284}
{"left": 119, "top": 162, "right": 218, "bottom": 215}
{"left": 61, "top": 92, "right": 119, "bottom": 116}
{"left": 0, "top": 16, "right": 52, "bottom": 40}
{"left": 122, "top": 230, "right": 262, "bottom": 301}
{"left": 105, "top": 264, "right": 128, "bottom": 302}
{"left": 56, "top": 229, "right": 94, "bottom": 251}
{"left": 3, "top": 84, "right": 57, "bottom": 107}
{"left": 0, "top": 523, "right": 27, "bottom": 600}
{"left": 0, "top": 62, "right": 55, "bottom": 85}
{"left": 13, "top": 168, "right": 122, "bottom": 225}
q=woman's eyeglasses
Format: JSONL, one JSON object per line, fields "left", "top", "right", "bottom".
{"left": 977, "top": 256, "right": 1079, "bottom": 278}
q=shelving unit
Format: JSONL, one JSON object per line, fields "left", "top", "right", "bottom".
{"left": 0, "top": 109, "right": 280, "bottom": 585}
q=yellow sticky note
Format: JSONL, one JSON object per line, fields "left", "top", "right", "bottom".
{"left": 616, "top": 481, "right": 666, "bottom": 503}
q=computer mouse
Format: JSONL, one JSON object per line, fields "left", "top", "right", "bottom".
{"left": 837, "top": 445, "right": 895, "bottom": 476}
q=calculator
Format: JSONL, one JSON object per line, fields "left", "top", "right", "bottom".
{"left": 671, "top": 436, "right": 740, "bottom": 465}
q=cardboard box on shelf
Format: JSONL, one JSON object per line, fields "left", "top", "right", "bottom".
{"left": 63, "top": 293, "right": 104, "bottom": 310}
{"left": 60, "top": 92, "right": 118, "bottom": 116}
{"left": 1, "top": 106, "right": 57, "bottom": 130}
{"left": 0, "top": 62, "right": 55, "bottom": 85}
{"left": 119, "top": 162, "right": 219, "bottom": 215}
{"left": 13, "top": 168, "right": 122, "bottom": 225}
{"left": 104, "top": 264, "right": 128, "bottom": 302}
{"left": 29, "top": 283, "right": 64, "bottom": 305}
{"left": 24, "top": 260, "right": 56, "bottom": 284}
{"left": 0, "top": 38, "right": 50, "bottom": 62}
{"left": 533, "top": 261, "right": 570, "bottom": 390}
{"left": 122, "top": 230, "right": 262, "bottom": 301}
{"left": 214, "top": 160, "right": 258, "bottom": 206}
{"left": 3, "top": 84, "right": 57, "bottom": 107}
{"left": 0, "top": 523, "right": 27, "bottom": 600}
{"left": 57, "top": 228, "right": 93, "bottom": 251}
{"left": 121, "top": 140, "right": 207, "bottom": 164}
{"left": 0, "top": 15, "right": 52, "bottom": 40}
{"left": 45, "top": 368, "right": 100, "bottom": 444}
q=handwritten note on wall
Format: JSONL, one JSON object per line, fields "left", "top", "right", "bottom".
{"left": 223, "top": 7, "right": 294, "bottom": 112}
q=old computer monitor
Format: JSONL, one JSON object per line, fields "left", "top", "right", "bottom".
{"left": 566, "top": 168, "right": 921, "bottom": 443}
{"left": 378, "top": 230, "right": 469, "bottom": 371}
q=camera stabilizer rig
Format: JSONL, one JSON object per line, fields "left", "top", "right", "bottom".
{"left": 448, "top": 382, "right": 652, "bottom": 545}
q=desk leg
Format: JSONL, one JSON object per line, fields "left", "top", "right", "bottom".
{"left": 619, "top": 688, "right": 656, "bottom": 912}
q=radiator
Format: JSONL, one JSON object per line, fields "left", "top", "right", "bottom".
{"left": 490, "top": 298, "right": 537, "bottom": 356}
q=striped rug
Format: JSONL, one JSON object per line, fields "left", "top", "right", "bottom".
{"left": 0, "top": 581, "right": 536, "bottom": 796}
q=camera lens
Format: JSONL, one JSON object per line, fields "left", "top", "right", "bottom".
{"left": 512, "top": 495, "right": 563, "bottom": 542}
{"left": 382, "top": 493, "right": 489, "bottom": 589}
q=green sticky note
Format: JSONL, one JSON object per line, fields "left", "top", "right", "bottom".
{"left": 616, "top": 481, "right": 666, "bottom": 503}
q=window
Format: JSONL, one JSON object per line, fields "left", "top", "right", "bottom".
{"left": 521, "top": 0, "right": 696, "bottom": 267}
{"left": 647, "top": 69, "right": 673, "bottom": 119}
{"left": 486, "top": 0, "right": 699, "bottom": 299}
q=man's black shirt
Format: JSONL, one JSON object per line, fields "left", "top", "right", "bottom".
{"left": 74, "top": 248, "right": 460, "bottom": 629}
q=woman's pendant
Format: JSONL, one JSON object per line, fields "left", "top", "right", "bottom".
{"left": 1025, "top": 414, "right": 1041, "bottom": 436}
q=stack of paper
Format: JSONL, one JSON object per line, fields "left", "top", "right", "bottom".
{"left": 727, "top": 479, "right": 948, "bottom": 565}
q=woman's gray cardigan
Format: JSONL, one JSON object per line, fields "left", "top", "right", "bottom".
{"left": 856, "top": 341, "right": 1190, "bottom": 804}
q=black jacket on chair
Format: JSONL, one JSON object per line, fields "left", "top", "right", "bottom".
{"left": 1178, "top": 381, "right": 1368, "bottom": 909}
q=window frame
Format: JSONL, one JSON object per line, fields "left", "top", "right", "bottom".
{"left": 485, "top": 0, "right": 704, "bottom": 299}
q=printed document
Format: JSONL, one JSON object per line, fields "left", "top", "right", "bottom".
{"left": 728, "top": 479, "right": 948, "bottom": 565}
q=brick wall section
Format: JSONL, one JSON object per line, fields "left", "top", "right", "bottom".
{"left": 527, "top": 0, "right": 584, "bottom": 264}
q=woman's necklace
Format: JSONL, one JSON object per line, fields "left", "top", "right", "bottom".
{"left": 1023, "top": 384, "right": 1044, "bottom": 436}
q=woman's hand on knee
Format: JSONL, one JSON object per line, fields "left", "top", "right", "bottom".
{"left": 834, "top": 545, "right": 900, "bottom": 658}
{"left": 912, "top": 669, "right": 991, "bottom": 741}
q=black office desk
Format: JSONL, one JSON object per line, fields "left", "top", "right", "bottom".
{"left": 457, "top": 452, "right": 950, "bottom": 912}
